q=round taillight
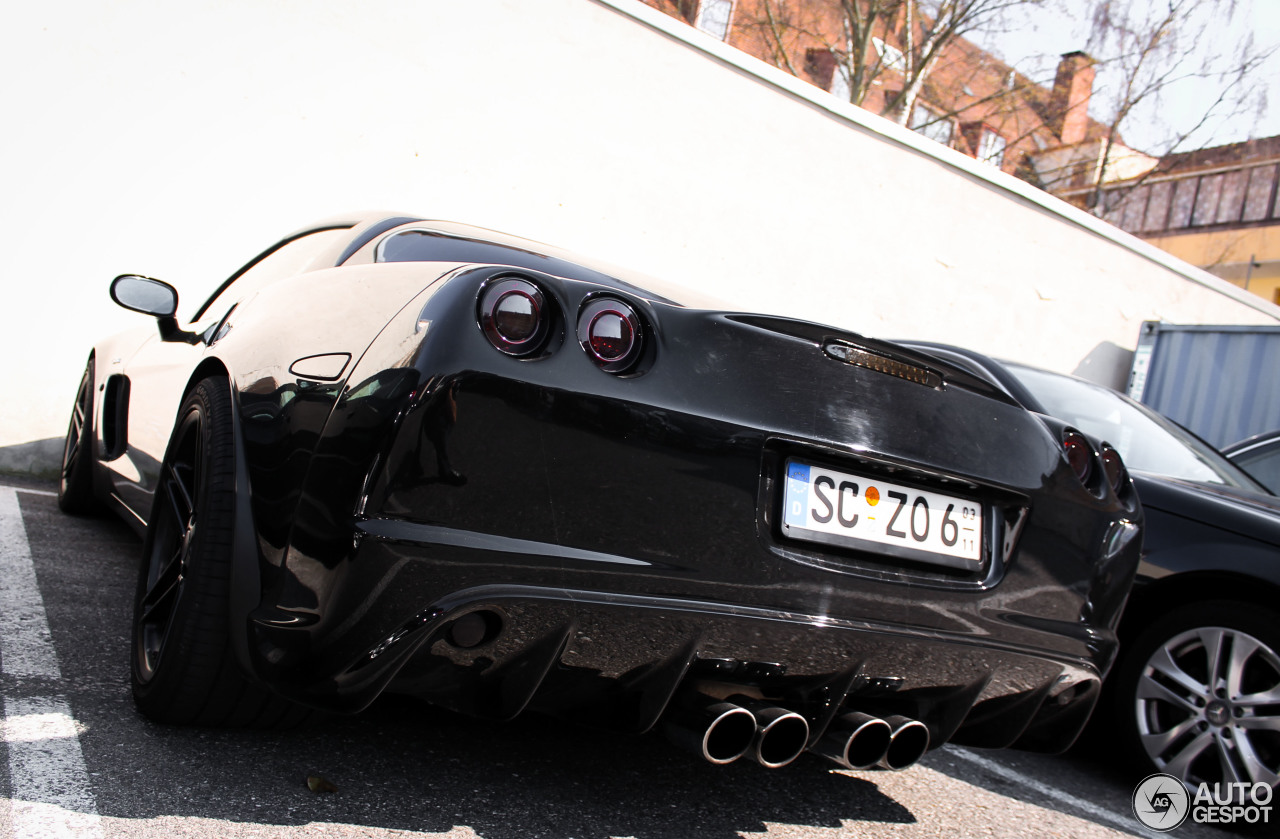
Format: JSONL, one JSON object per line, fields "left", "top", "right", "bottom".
{"left": 578, "top": 297, "right": 643, "bottom": 373}
{"left": 1062, "top": 431, "right": 1094, "bottom": 486}
{"left": 478, "top": 278, "right": 549, "bottom": 357}
{"left": 588, "top": 310, "right": 633, "bottom": 360}
{"left": 1100, "top": 444, "right": 1127, "bottom": 494}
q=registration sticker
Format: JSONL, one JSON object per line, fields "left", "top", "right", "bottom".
{"left": 783, "top": 460, "right": 982, "bottom": 565}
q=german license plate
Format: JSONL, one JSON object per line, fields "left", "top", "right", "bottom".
{"left": 782, "top": 460, "right": 982, "bottom": 565}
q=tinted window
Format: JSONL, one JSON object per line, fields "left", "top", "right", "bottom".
{"left": 374, "top": 229, "right": 711, "bottom": 308}
{"left": 191, "top": 226, "right": 352, "bottom": 323}
{"left": 1006, "top": 363, "right": 1265, "bottom": 490}
{"left": 377, "top": 230, "right": 609, "bottom": 285}
{"left": 1231, "top": 441, "right": 1280, "bottom": 494}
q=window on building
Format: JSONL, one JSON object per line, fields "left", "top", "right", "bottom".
{"left": 1191, "top": 173, "right": 1224, "bottom": 226}
{"left": 1117, "top": 185, "right": 1149, "bottom": 231}
{"left": 910, "top": 104, "right": 953, "bottom": 146}
{"left": 1216, "top": 170, "right": 1248, "bottom": 224}
{"left": 977, "top": 130, "right": 1006, "bottom": 168}
{"left": 1168, "top": 178, "right": 1197, "bottom": 228}
{"left": 1243, "top": 165, "right": 1276, "bottom": 221}
{"left": 873, "top": 37, "right": 906, "bottom": 72}
{"left": 694, "top": 0, "right": 734, "bottom": 41}
{"left": 805, "top": 48, "right": 851, "bottom": 102}
{"left": 1142, "top": 181, "right": 1173, "bottom": 232}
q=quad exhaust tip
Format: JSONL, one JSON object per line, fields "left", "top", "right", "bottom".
{"left": 812, "top": 711, "right": 893, "bottom": 770}
{"left": 664, "top": 694, "right": 928, "bottom": 772}
{"left": 662, "top": 694, "right": 757, "bottom": 765}
{"left": 878, "top": 715, "right": 931, "bottom": 771}
{"left": 663, "top": 694, "right": 810, "bottom": 768}
{"left": 731, "top": 696, "right": 810, "bottom": 769}
{"left": 811, "top": 711, "right": 931, "bottom": 771}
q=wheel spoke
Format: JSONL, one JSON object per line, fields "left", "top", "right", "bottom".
{"left": 1236, "top": 713, "right": 1280, "bottom": 731}
{"left": 139, "top": 545, "right": 184, "bottom": 624}
{"left": 1198, "top": 627, "right": 1229, "bottom": 689}
{"left": 62, "top": 386, "right": 88, "bottom": 480}
{"left": 1161, "top": 728, "right": 1214, "bottom": 780}
{"left": 138, "top": 577, "right": 180, "bottom": 626}
{"left": 1234, "top": 733, "right": 1280, "bottom": 788}
{"left": 1142, "top": 647, "right": 1209, "bottom": 709}
{"left": 1238, "top": 687, "right": 1280, "bottom": 709}
{"left": 1225, "top": 633, "right": 1261, "bottom": 698}
{"left": 1214, "top": 732, "right": 1247, "bottom": 786}
{"left": 1140, "top": 716, "right": 1199, "bottom": 757}
{"left": 166, "top": 461, "right": 196, "bottom": 524}
{"left": 62, "top": 439, "right": 79, "bottom": 477}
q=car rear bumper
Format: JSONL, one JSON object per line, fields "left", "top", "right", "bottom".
{"left": 246, "top": 512, "right": 1137, "bottom": 756}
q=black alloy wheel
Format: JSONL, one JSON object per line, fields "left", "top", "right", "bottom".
{"left": 131, "top": 376, "right": 304, "bottom": 728}
{"left": 57, "top": 362, "right": 97, "bottom": 514}
{"left": 1115, "top": 600, "right": 1280, "bottom": 797}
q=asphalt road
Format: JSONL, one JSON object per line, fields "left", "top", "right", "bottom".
{"left": 0, "top": 477, "right": 1241, "bottom": 839}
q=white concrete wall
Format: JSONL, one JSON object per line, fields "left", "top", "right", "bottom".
{"left": 2, "top": 0, "right": 1277, "bottom": 472}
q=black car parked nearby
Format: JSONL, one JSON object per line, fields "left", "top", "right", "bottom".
{"left": 904, "top": 342, "right": 1280, "bottom": 796}
{"left": 1224, "top": 430, "right": 1280, "bottom": 496}
{"left": 59, "top": 214, "right": 1141, "bottom": 772}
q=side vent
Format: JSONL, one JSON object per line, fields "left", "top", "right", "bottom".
{"left": 101, "top": 375, "right": 130, "bottom": 460}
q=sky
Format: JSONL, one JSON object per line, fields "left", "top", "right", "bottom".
{"left": 968, "top": 0, "right": 1280, "bottom": 153}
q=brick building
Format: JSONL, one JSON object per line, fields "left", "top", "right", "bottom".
{"left": 642, "top": 1, "right": 1279, "bottom": 305}
{"left": 1086, "top": 138, "right": 1280, "bottom": 305}
{"left": 639, "top": 0, "right": 1124, "bottom": 182}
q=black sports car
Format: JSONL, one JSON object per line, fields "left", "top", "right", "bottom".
{"left": 59, "top": 214, "right": 1142, "bottom": 771}
{"left": 902, "top": 342, "right": 1280, "bottom": 795}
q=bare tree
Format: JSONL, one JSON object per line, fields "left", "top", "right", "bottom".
{"left": 742, "top": 0, "right": 1045, "bottom": 125}
{"left": 1079, "top": 0, "right": 1277, "bottom": 212}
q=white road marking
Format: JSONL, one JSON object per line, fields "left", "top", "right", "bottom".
{"left": 0, "top": 485, "right": 58, "bottom": 498}
{"left": 948, "top": 746, "right": 1161, "bottom": 839}
{"left": 0, "top": 487, "right": 105, "bottom": 839}
{"left": 0, "top": 489, "right": 61, "bottom": 680}
{"left": 0, "top": 708, "right": 86, "bottom": 744}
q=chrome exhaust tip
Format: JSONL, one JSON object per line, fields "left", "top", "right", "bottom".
{"left": 732, "top": 697, "right": 811, "bottom": 769}
{"left": 811, "top": 711, "right": 892, "bottom": 770}
{"left": 877, "top": 715, "right": 930, "bottom": 770}
{"left": 662, "top": 694, "right": 757, "bottom": 765}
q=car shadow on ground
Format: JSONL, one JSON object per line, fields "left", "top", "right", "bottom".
{"left": 80, "top": 696, "right": 917, "bottom": 838}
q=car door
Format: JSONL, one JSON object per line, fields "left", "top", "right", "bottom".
{"left": 105, "top": 225, "right": 355, "bottom": 523}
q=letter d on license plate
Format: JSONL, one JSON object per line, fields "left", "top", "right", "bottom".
{"left": 783, "top": 460, "right": 982, "bottom": 567}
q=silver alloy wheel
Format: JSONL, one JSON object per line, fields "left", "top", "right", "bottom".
{"left": 1136, "top": 624, "right": 1280, "bottom": 793}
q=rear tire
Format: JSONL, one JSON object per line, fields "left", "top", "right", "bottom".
{"left": 131, "top": 376, "right": 305, "bottom": 727}
{"left": 57, "top": 362, "right": 98, "bottom": 514}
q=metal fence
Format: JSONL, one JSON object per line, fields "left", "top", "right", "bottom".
{"left": 1127, "top": 322, "right": 1280, "bottom": 448}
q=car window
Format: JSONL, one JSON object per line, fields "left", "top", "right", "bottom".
{"left": 374, "top": 228, "right": 735, "bottom": 310}
{"left": 1006, "top": 363, "right": 1266, "bottom": 490}
{"left": 1231, "top": 442, "right": 1280, "bottom": 494}
{"left": 191, "top": 226, "right": 352, "bottom": 324}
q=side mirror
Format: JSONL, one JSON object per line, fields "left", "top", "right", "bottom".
{"left": 110, "top": 275, "right": 178, "bottom": 318}
{"left": 109, "top": 274, "right": 200, "bottom": 344}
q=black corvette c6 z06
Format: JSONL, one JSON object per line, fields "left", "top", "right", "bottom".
{"left": 59, "top": 214, "right": 1142, "bottom": 771}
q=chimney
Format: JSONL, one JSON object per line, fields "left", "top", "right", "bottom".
{"left": 1049, "top": 52, "right": 1095, "bottom": 145}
